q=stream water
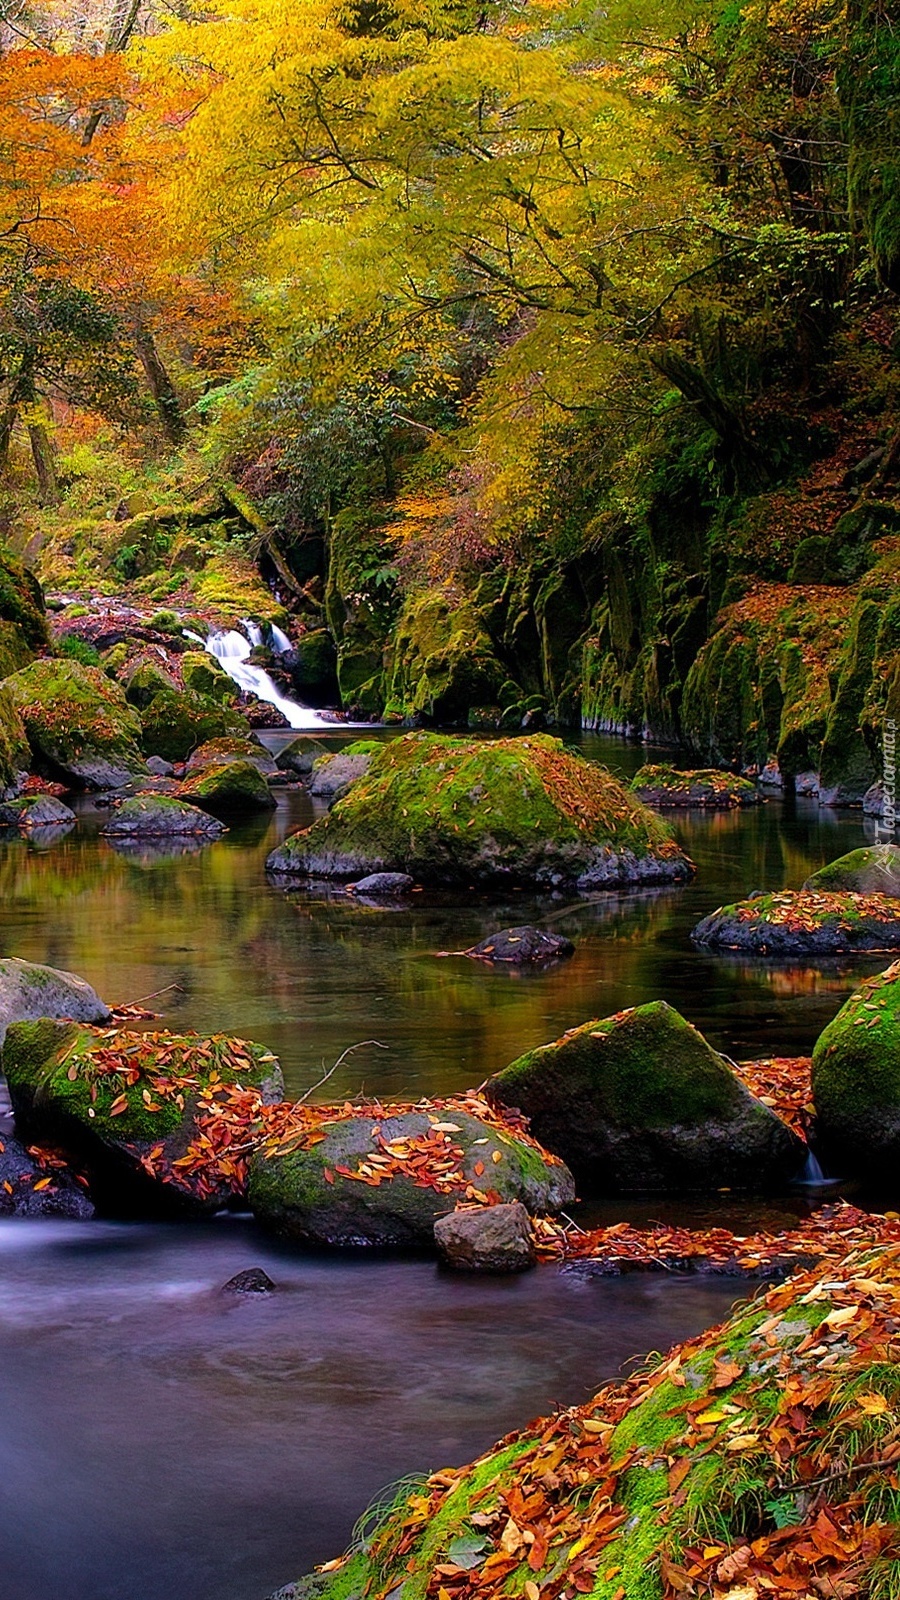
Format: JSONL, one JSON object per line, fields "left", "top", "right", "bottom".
{"left": 0, "top": 733, "right": 886, "bottom": 1599}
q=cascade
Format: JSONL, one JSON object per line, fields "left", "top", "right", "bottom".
{"left": 200, "top": 624, "right": 339, "bottom": 731}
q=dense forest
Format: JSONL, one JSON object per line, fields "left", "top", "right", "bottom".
{"left": 1, "top": 0, "right": 899, "bottom": 786}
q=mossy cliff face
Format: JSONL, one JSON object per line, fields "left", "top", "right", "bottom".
{"left": 248, "top": 1108, "right": 575, "bottom": 1248}
{"left": 266, "top": 732, "right": 694, "bottom": 889}
{"left": 4, "top": 657, "right": 146, "bottom": 788}
{"left": 693, "top": 890, "right": 900, "bottom": 956}
{"left": 278, "top": 1244, "right": 900, "bottom": 1600}
{"left": 383, "top": 588, "right": 506, "bottom": 724}
{"left": 486, "top": 1001, "right": 803, "bottom": 1192}
{"left": 812, "top": 960, "right": 900, "bottom": 1178}
{"left": 2, "top": 1020, "right": 284, "bottom": 1216}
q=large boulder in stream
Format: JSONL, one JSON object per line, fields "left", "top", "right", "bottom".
{"left": 630, "top": 764, "right": 761, "bottom": 808}
{"left": 266, "top": 732, "right": 694, "bottom": 889}
{"left": 275, "top": 736, "right": 330, "bottom": 777}
{"left": 176, "top": 758, "right": 276, "bottom": 816}
{"left": 139, "top": 690, "right": 250, "bottom": 763}
{"left": 2, "top": 1021, "right": 284, "bottom": 1215}
{"left": 812, "top": 960, "right": 900, "bottom": 1178}
{"left": 0, "top": 957, "right": 110, "bottom": 1046}
{"left": 247, "top": 1105, "right": 575, "bottom": 1248}
{"left": 184, "top": 737, "right": 279, "bottom": 779}
{"left": 692, "top": 889, "right": 900, "bottom": 955}
{"left": 0, "top": 794, "right": 76, "bottom": 830}
{"left": 102, "top": 794, "right": 225, "bottom": 840}
{"left": 803, "top": 844, "right": 900, "bottom": 896}
{"left": 4, "top": 658, "right": 147, "bottom": 788}
{"left": 486, "top": 1001, "right": 805, "bottom": 1191}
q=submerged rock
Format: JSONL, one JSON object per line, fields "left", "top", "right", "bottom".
{"left": 630, "top": 764, "right": 761, "bottom": 808}
{"left": 176, "top": 758, "right": 276, "bottom": 816}
{"left": 221, "top": 1267, "right": 276, "bottom": 1294}
{"left": 434, "top": 1201, "right": 535, "bottom": 1272}
{"left": 486, "top": 1001, "right": 804, "bottom": 1192}
{"left": 692, "top": 889, "right": 900, "bottom": 954}
{"left": 2, "top": 1022, "right": 284, "bottom": 1216}
{"left": 308, "top": 742, "right": 378, "bottom": 799}
{"left": 0, "top": 957, "right": 110, "bottom": 1047}
{"left": 0, "top": 1133, "right": 94, "bottom": 1219}
{"left": 248, "top": 1107, "right": 574, "bottom": 1248}
{"left": 803, "top": 843, "right": 900, "bottom": 896}
{"left": 4, "top": 658, "right": 147, "bottom": 788}
{"left": 812, "top": 960, "right": 900, "bottom": 1179}
{"left": 102, "top": 795, "right": 226, "bottom": 839}
{"left": 267, "top": 732, "right": 694, "bottom": 890}
{"left": 0, "top": 794, "right": 76, "bottom": 830}
{"left": 463, "top": 926, "right": 574, "bottom": 964}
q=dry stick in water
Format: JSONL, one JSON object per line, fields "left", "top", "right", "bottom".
{"left": 296, "top": 1039, "right": 389, "bottom": 1105}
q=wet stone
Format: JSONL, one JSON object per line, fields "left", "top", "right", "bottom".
{"left": 464, "top": 926, "right": 574, "bottom": 964}
{"left": 221, "top": 1267, "right": 277, "bottom": 1295}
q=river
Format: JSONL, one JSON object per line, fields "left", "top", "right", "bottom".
{"left": 0, "top": 733, "right": 882, "bottom": 1599}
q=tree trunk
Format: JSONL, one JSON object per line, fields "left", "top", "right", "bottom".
{"left": 27, "top": 422, "right": 60, "bottom": 507}
{"left": 650, "top": 347, "right": 771, "bottom": 490}
{"left": 81, "top": 0, "right": 143, "bottom": 146}
{"left": 134, "top": 324, "right": 186, "bottom": 444}
{"left": 0, "top": 401, "right": 18, "bottom": 476}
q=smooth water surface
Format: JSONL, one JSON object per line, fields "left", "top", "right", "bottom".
{"left": 0, "top": 734, "right": 880, "bottom": 1100}
{"left": 0, "top": 1218, "right": 745, "bottom": 1600}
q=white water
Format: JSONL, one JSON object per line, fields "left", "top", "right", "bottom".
{"left": 798, "top": 1146, "right": 832, "bottom": 1185}
{"left": 202, "top": 624, "right": 339, "bottom": 731}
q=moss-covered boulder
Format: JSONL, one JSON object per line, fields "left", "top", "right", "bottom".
{"left": 248, "top": 1106, "right": 574, "bottom": 1248}
{"left": 812, "top": 960, "right": 900, "bottom": 1177}
{"left": 4, "top": 658, "right": 147, "bottom": 788}
{"left": 279, "top": 1243, "right": 900, "bottom": 1600}
{"left": 692, "top": 889, "right": 900, "bottom": 955}
{"left": 139, "top": 690, "right": 250, "bottom": 763}
{"left": 0, "top": 794, "right": 76, "bottom": 830}
{"left": 630, "top": 764, "right": 761, "bottom": 808}
{"left": 486, "top": 1002, "right": 804, "bottom": 1191}
{"left": 285, "top": 628, "right": 339, "bottom": 703}
{"left": 275, "top": 736, "right": 330, "bottom": 776}
{"left": 184, "top": 736, "right": 278, "bottom": 779}
{"left": 123, "top": 659, "right": 179, "bottom": 710}
{"left": 266, "top": 733, "right": 694, "bottom": 889}
{"left": 804, "top": 844, "right": 900, "bottom": 896}
{"left": 102, "top": 795, "right": 226, "bottom": 839}
{"left": 0, "top": 684, "right": 31, "bottom": 793}
{"left": 180, "top": 650, "right": 237, "bottom": 704}
{"left": 2, "top": 1022, "right": 284, "bottom": 1215}
{"left": 0, "top": 546, "right": 49, "bottom": 680}
{"left": 176, "top": 758, "right": 276, "bottom": 816}
{"left": 308, "top": 740, "right": 380, "bottom": 799}
{"left": 0, "top": 957, "right": 110, "bottom": 1046}
{"left": 383, "top": 588, "right": 507, "bottom": 723}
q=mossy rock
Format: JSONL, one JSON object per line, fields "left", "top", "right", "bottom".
{"left": 139, "top": 690, "right": 251, "bottom": 763}
{"left": 486, "top": 1001, "right": 803, "bottom": 1192}
{"left": 247, "top": 1108, "right": 575, "bottom": 1248}
{"left": 180, "top": 650, "right": 238, "bottom": 704}
{"left": 812, "top": 960, "right": 900, "bottom": 1177}
{"left": 184, "top": 737, "right": 278, "bottom": 778}
{"left": 124, "top": 659, "right": 179, "bottom": 710}
{"left": 275, "top": 736, "right": 331, "bottom": 776}
{"left": 176, "top": 758, "right": 276, "bottom": 815}
{"left": 630, "top": 765, "right": 761, "bottom": 808}
{"left": 102, "top": 795, "right": 226, "bottom": 839}
{"left": 384, "top": 588, "right": 506, "bottom": 724}
{"left": 4, "top": 658, "right": 146, "bottom": 788}
{"left": 281, "top": 1243, "right": 900, "bottom": 1600}
{"left": 287, "top": 628, "right": 339, "bottom": 700}
{"left": 0, "top": 957, "right": 109, "bottom": 1046}
{"left": 0, "top": 794, "right": 75, "bottom": 830}
{"left": 0, "top": 683, "right": 28, "bottom": 793}
{"left": 0, "top": 546, "right": 50, "bottom": 675}
{"left": 804, "top": 844, "right": 900, "bottom": 896}
{"left": 266, "top": 733, "right": 694, "bottom": 889}
{"left": 2, "top": 1021, "right": 284, "bottom": 1216}
{"left": 308, "top": 741, "right": 380, "bottom": 799}
{"left": 692, "top": 890, "right": 900, "bottom": 955}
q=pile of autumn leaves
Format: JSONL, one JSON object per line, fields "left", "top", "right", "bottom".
{"left": 346, "top": 1243, "right": 900, "bottom": 1600}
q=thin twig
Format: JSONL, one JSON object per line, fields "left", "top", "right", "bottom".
{"left": 116, "top": 982, "right": 185, "bottom": 1008}
{"left": 296, "top": 1039, "right": 388, "bottom": 1104}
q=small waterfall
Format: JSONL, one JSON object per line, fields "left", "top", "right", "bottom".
{"left": 203, "top": 626, "right": 339, "bottom": 731}
{"left": 796, "top": 1145, "right": 834, "bottom": 1186}
{"left": 243, "top": 620, "right": 263, "bottom": 649}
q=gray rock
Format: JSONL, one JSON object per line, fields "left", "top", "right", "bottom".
{"left": 0, "top": 795, "right": 76, "bottom": 829}
{"left": 248, "top": 1108, "right": 575, "bottom": 1248}
{"left": 275, "top": 737, "right": 330, "bottom": 777}
{"left": 221, "top": 1267, "right": 276, "bottom": 1294}
{"left": 308, "top": 750, "right": 374, "bottom": 799}
{"left": 803, "top": 844, "right": 900, "bottom": 896}
{"left": 0, "top": 1133, "right": 95, "bottom": 1219}
{"left": 0, "top": 957, "right": 110, "bottom": 1047}
{"left": 464, "top": 926, "right": 574, "bottom": 964}
{"left": 102, "top": 795, "right": 225, "bottom": 839}
{"left": 146, "top": 756, "right": 174, "bottom": 777}
{"left": 349, "top": 872, "right": 415, "bottom": 897}
{"left": 434, "top": 1202, "right": 535, "bottom": 1272}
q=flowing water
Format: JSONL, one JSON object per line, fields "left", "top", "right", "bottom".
{"left": 204, "top": 623, "right": 343, "bottom": 731}
{"left": 0, "top": 733, "right": 886, "bottom": 1598}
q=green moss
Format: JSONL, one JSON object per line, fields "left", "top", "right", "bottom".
{"left": 811, "top": 961, "right": 900, "bottom": 1173}
{"left": 384, "top": 587, "right": 506, "bottom": 723}
{"left": 804, "top": 845, "right": 900, "bottom": 895}
{"left": 140, "top": 690, "right": 250, "bottom": 762}
{"left": 630, "top": 765, "right": 759, "bottom": 806}
{"left": 0, "top": 683, "right": 28, "bottom": 790}
{"left": 124, "top": 659, "right": 179, "bottom": 709}
{"left": 177, "top": 758, "right": 275, "bottom": 812}
{"left": 4, "top": 657, "right": 145, "bottom": 780}
{"left": 180, "top": 651, "right": 237, "bottom": 704}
